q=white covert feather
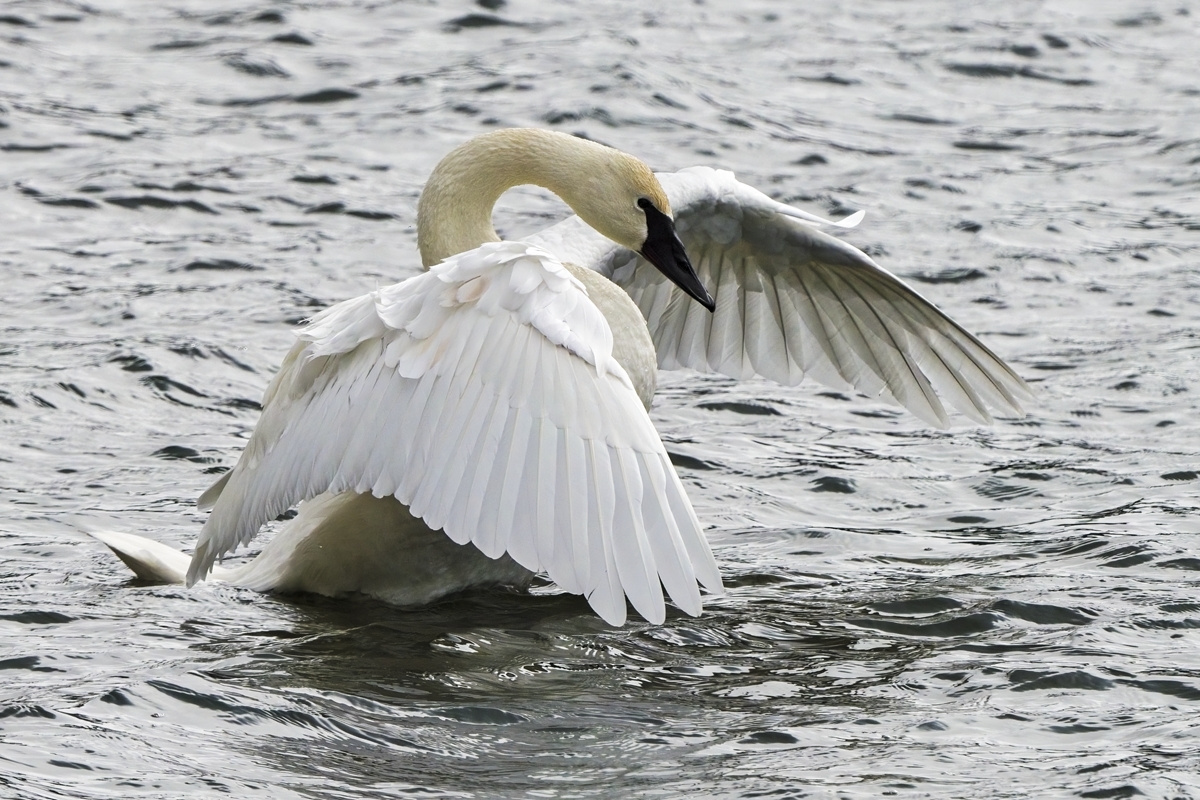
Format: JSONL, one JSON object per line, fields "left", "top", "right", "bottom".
{"left": 188, "top": 241, "right": 721, "bottom": 626}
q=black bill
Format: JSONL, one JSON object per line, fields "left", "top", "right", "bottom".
{"left": 638, "top": 202, "right": 715, "bottom": 312}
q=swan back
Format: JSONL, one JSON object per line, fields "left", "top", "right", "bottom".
{"left": 565, "top": 262, "right": 658, "bottom": 408}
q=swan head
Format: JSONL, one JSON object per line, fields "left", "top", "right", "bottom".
{"left": 417, "top": 128, "right": 713, "bottom": 312}
{"left": 570, "top": 151, "right": 716, "bottom": 312}
{"left": 635, "top": 194, "right": 716, "bottom": 313}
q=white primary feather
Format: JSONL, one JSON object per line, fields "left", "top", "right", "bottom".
{"left": 527, "top": 166, "right": 1032, "bottom": 427}
{"left": 188, "top": 241, "right": 720, "bottom": 626}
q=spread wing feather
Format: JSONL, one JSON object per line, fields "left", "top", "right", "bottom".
{"left": 527, "top": 167, "right": 1031, "bottom": 427}
{"left": 188, "top": 241, "right": 720, "bottom": 625}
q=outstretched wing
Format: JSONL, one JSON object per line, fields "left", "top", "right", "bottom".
{"left": 189, "top": 241, "right": 721, "bottom": 625}
{"left": 528, "top": 167, "right": 1031, "bottom": 428}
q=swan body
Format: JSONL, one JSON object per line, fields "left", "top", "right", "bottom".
{"left": 96, "top": 492, "right": 533, "bottom": 604}
{"left": 94, "top": 129, "right": 1030, "bottom": 625}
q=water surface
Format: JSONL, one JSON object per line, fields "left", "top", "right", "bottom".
{"left": 2, "top": 0, "right": 1199, "bottom": 797}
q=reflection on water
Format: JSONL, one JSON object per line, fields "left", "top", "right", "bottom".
{"left": 2, "top": 0, "right": 1199, "bottom": 797}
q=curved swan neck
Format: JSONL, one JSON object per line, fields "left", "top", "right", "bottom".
{"left": 417, "top": 129, "right": 633, "bottom": 267}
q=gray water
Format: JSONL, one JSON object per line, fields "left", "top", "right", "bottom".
{"left": 2, "top": 0, "right": 1199, "bottom": 797}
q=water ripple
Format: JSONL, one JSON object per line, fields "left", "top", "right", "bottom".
{"left": 3, "top": 0, "right": 1200, "bottom": 797}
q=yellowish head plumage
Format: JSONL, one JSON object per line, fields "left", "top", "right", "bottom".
{"left": 418, "top": 128, "right": 673, "bottom": 265}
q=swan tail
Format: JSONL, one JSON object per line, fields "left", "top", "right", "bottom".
{"left": 90, "top": 531, "right": 196, "bottom": 584}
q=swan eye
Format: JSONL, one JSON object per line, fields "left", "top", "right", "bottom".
{"left": 637, "top": 197, "right": 653, "bottom": 210}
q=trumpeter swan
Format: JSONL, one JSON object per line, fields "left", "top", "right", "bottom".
{"left": 93, "top": 128, "right": 1030, "bottom": 625}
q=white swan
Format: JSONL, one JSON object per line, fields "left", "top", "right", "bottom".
{"left": 93, "top": 128, "right": 1030, "bottom": 625}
